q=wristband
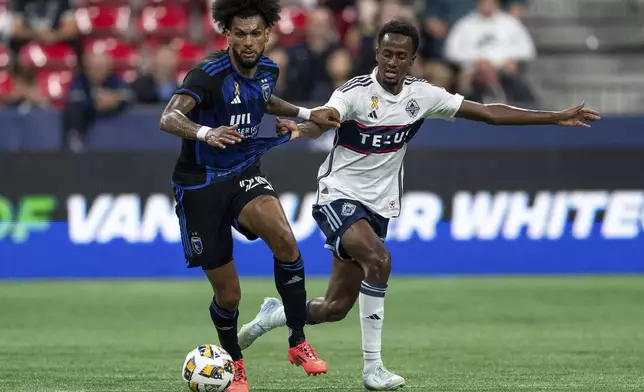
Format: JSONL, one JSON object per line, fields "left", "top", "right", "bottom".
{"left": 196, "top": 126, "right": 210, "bottom": 141}
{"left": 297, "top": 107, "right": 311, "bottom": 121}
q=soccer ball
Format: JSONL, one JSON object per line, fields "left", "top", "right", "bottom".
{"left": 182, "top": 344, "right": 235, "bottom": 392}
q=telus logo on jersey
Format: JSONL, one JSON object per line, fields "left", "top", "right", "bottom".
{"left": 337, "top": 120, "right": 424, "bottom": 154}
{"left": 359, "top": 130, "right": 411, "bottom": 148}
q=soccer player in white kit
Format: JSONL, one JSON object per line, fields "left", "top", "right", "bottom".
{"left": 237, "top": 20, "right": 601, "bottom": 390}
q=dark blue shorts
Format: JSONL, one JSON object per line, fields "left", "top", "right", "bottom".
{"left": 312, "top": 199, "right": 389, "bottom": 260}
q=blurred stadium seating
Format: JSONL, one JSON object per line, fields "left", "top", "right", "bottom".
{"left": 523, "top": 0, "right": 644, "bottom": 113}
{"left": 0, "top": 0, "right": 643, "bottom": 150}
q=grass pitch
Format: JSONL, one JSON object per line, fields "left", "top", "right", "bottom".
{"left": 1, "top": 277, "right": 643, "bottom": 391}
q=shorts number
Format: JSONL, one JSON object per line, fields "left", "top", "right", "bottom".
{"left": 239, "top": 176, "right": 274, "bottom": 192}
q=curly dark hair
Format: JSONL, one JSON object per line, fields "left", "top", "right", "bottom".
{"left": 377, "top": 20, "right": 420, "bottom": 53}
{"left": 211, "top": 0, "right": 282, "bottom": 31}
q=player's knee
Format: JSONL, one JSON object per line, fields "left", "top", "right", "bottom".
{"left": 325, "top": 299, "right": 352, "bottom": 322}
{"left": 213, "top": 283, "right": 241, "bottom": 310}
{"left": 363, "top": 247, "right": 391, "bottom": 284}
{"left": 269, "top": 228, "right": 299, "bottom": 262}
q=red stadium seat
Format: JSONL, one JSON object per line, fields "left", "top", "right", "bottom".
{"left": 208, "top": 35, "right": 228, "bottom": 52}
{"left": 275, "top": 7, "right": 308, "bottom": 47}
{"left": 34, "top": 70, "right": 73, "bottom": 108}
{"left": 0, "top": 71, "right": 12, "bottom": 99}
{"left": 202, "top": 11, "right": 218, "bottom": 39}
{"left": 75, "top": 6, "right": 131, "bottom": 38}
{"left": 201, "top": 13, "right": 228, "bottom": 51}
{"left": 139, "top": 0, "right": 192, "bottom": 5}
{"left": 75, "top": 0, "right": 130, "bottom": 6}
{"left": 84, "top": 38, "right": 140, "bottom": 71}
{"left": 18, "top": 42, "right": 77, "bottom": 70}
{"left": 136, "top": 6, "right": 189, "bottom": 40}
{"left": 0, "top": 43, "right": 9, "bottom": 70}
{"left": 169, "top": 39, "right": 205, "bottom": 68}
{"left": 84, "top": 38, "right": 139, "bottom": 84}
{"left": 337, "top": 6, "right": 358, "bottom": 43}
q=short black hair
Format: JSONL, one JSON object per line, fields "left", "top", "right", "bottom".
{"left": 212, "top": 0, "right": 282, "bottom": 31}
{"left": 377, "top": 20, "right": 420, "bottom": 53}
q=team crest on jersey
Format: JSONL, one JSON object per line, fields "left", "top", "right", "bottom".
{"left": 191, "top": 234, "right": 203, "bottom": 255}
{"left": 341, "top": 202, "right": 356, "bottom": 217}
{"left": 262, "top": 81, "right": 271, "bottom": 102}
{"left": 406, "top": 99, "right": 420, "bottom": 118}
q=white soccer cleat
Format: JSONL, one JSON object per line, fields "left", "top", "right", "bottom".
{"left": 363, "top": 362, "right": 406, "bottom": 390}
{"left": 238, "top": 297, "right": 285, "bottom": 350}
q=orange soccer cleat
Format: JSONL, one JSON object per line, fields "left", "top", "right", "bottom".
{"left": 227, "top": 359, "right": 250, "bottom": 392}
{"left": 287, "top": 341, "right": 328, "bottom": 376}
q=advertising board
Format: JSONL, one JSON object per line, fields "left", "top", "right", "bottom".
{"left": 1, "top": 150, "right": 642, "bottom": 278}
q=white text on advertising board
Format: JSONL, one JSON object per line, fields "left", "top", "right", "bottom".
{"left": 66, "top": 191, "right": 644, "bottom": 244}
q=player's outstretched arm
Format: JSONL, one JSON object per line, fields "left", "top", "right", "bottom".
{"left": 275, "top": 118, "right": 324, "bottom": 140}
{"left": 268, "top": 95, "right": 341, "bottom": 129}
{"left": 275, "top": 107, "right": 341, "bottom": 140}
{"left": 456, "top": 100, "right": 601, "bottom": 127}
{"left": 159, "top": 94, "right": 243, "bottom": 149}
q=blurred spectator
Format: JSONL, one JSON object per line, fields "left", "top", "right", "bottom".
{"left": 422, "top": 0, "right": 528, "bottom": 58}
{"left": 346, "top": 0, "right": 416, "bottom": 76}
{"left": 504, "top": 0, "right": 528, "bottom": 19}
{"left": 3, "top": 68, "right": 48, "bottom": 110}
{"left": 8, "top": 0, "right": 79, "bottom": 68}
{"left": 307, "top": 47, "right": 352, "bottom": 101}
{"left": 320, "top": 0, "right": 356, "bottom": 13}
{"left": 131, "top": 45, "right": 179, "bottom": 104}
{"left": 282, "top": 0, "right": 319, "bottom": 8}
{"left": 275, "top": 6, "right": 344, "bottom": 102}
{"left": 420, "top": 0, "right": 527, "bottom": 88}
{"left": 445, "top": 0, "right": 537, "bottom": 106}
{"left": 62, "top": 52, "right": 130, "bottom": 152}
{"left": 267, "top": 49, "right": 289, "bottom": 97}
{"left": 326, "top": 49, "right": 352, "bottom": 90}
{"left": 1, "top": 9, "right": 12, "bottom": 42}
{"left": 344, "top": 0, "right": 379, "bottom": 74}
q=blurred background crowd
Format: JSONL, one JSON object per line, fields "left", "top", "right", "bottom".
{"left": 0, "top": 0, "right": 643, "bottom": 150}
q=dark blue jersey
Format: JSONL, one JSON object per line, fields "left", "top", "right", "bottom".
{"left": 171, "top": 50, "right": 289, "bottom": 188}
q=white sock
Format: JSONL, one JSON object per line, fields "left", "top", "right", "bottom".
{"left": 359, "top": 281, "right": 387, "bottom": 373}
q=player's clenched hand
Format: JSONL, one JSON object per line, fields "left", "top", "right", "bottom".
{"left": 555, "top": 102, "right": 601, "bottom": 128}
{"left": 205, "top": 125, "right": 243, "bottom": 149}
{"left": 310, "top": 108, "right": 341, "bottom": 129}
{"left": 275, "top": 117, "right": 300, "bottom": 140}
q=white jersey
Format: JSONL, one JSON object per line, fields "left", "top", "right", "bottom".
{"left": 316, "top": 69, "right": 464, "bottom": 218}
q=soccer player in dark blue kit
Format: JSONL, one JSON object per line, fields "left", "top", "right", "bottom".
{"left": 158, "top": 0, "right": 340, "bottom": 390}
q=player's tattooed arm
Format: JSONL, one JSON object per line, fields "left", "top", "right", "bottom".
{"left": 456, "top": 100, "right": 601, "bottom": 127}
{"left": 160, "top": 94, "right": 242, "bottom": 148}
{"left": 266, "top": 95, "right": 300, "bottom": 117}
{"left": 159, "top": 95, "right": 201, "bottom": 139}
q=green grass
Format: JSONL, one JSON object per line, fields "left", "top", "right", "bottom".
{"left": 1, "top": 277, "right": 643, "bottom": 391}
